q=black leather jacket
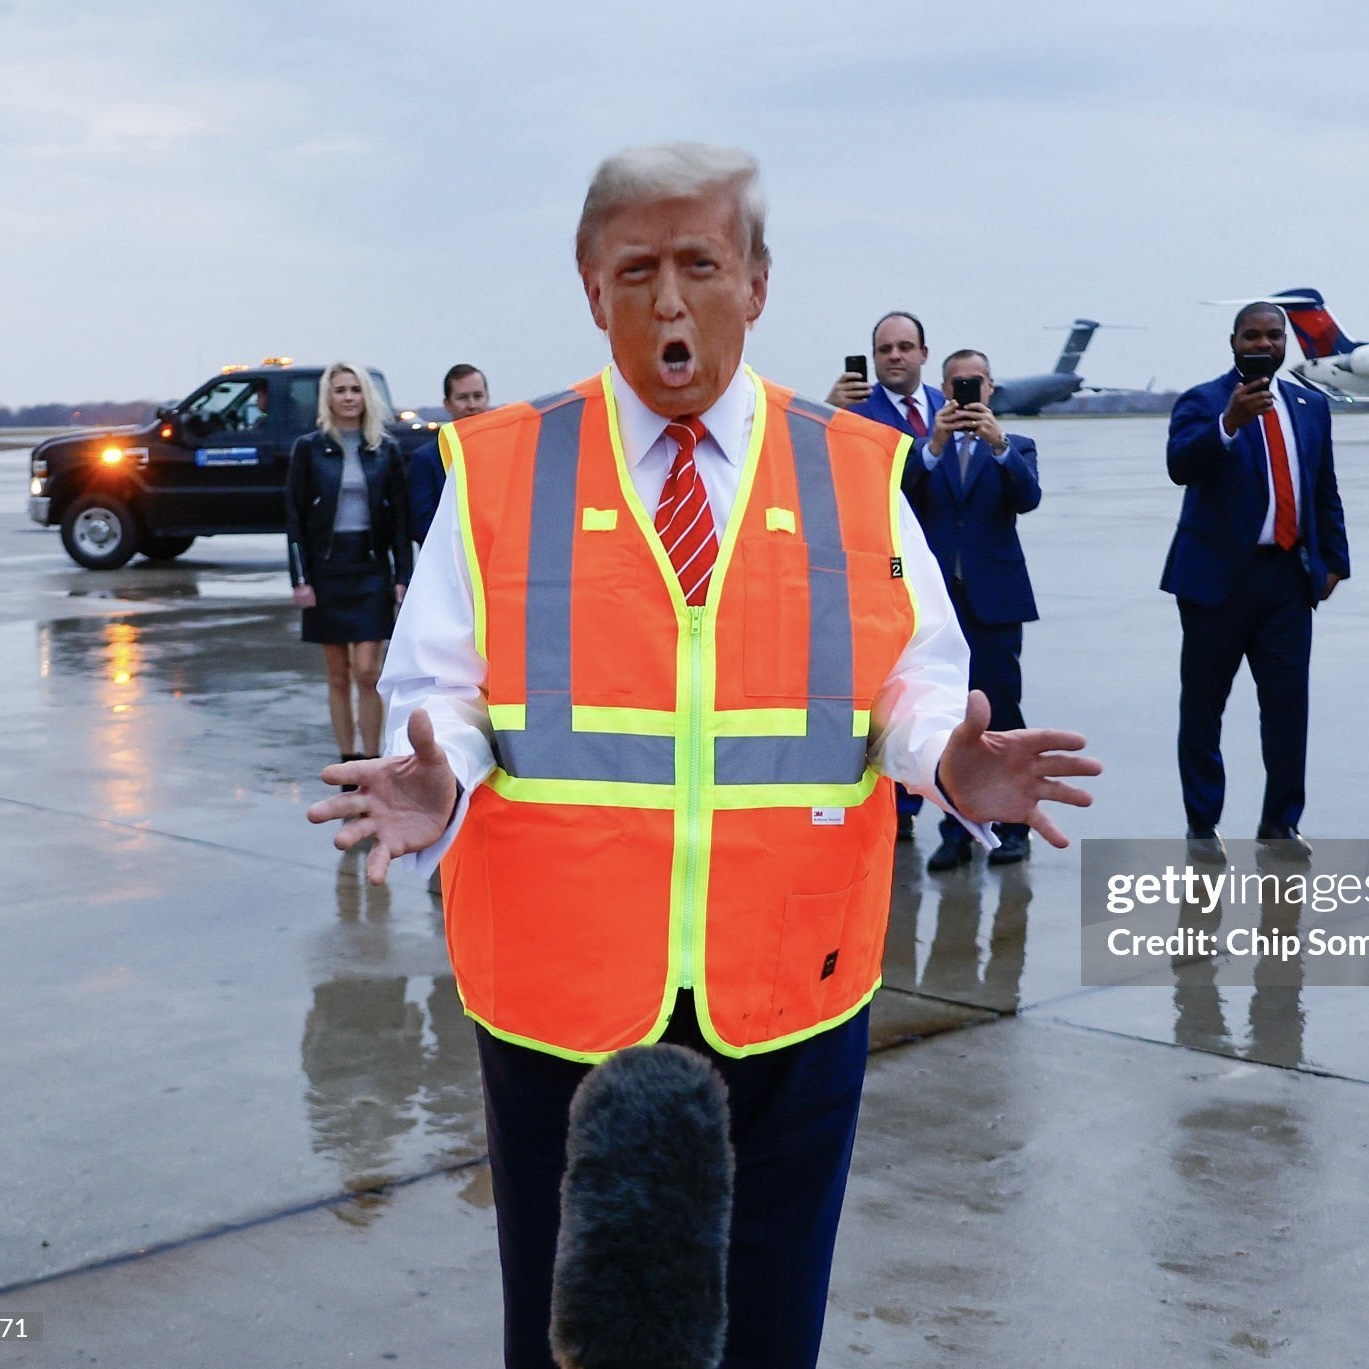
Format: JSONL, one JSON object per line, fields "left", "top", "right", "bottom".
{"left": 285, "top": 429, "right": 413, "bottom": 587}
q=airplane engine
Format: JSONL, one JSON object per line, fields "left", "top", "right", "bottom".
{"left": 1346, "top": 344, "right": 1369, "bottom": 378}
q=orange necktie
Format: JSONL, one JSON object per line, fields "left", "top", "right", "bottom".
{"left": 655, "top": 417, "right": 718, "bottom": 605}
{"left": 1261, "top": 409, "right": 1298, "bottom": 551}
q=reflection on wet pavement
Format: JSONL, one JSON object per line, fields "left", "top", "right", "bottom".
{"left": 4, "top": 415, "right": 1368, "bottom": 1365}
{"left": 300, "top": 847, "right": 485, "bottom": 1219}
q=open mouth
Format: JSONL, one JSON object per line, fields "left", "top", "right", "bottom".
{"left": 658, "top": 340, "right": 695, "bottom": 389}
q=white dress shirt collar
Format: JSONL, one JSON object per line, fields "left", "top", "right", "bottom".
{"left": 882, "top": 382, "right": 927, "bottom": 423}
{"left": 609, "top": 361, "right": 754, "bottom": 468}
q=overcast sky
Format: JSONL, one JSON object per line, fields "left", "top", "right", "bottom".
{"left": 4, "top": 0, "right": 1367, "bottom": 409}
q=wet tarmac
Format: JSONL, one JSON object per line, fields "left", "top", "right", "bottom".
{"left": 2, "top": 413, "right": 1368, "bottom": 1366}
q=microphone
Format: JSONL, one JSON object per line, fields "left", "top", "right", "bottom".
{"left": 550, "top": 1044, "right": 734, "bottom": 1369}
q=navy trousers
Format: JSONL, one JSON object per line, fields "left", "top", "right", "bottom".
{"left": 940, "top": 580, "right": 1028, "bottom": 846}
{"left": 1177, "top": 546, "right": 1313, "bottom": 831}
{"left": 475, "top": 995, "right": 870, "bottom": 1369}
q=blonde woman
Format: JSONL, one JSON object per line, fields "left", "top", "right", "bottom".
{"left": 286, "top": 362, "right": 411, "bottom": 769}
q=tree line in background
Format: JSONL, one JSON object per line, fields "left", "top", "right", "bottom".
{"left": 0, "top": 401, "right": 160, "bottom": 428}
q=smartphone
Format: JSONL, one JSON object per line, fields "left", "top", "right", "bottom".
{"left": 1236, "top": 353, "right": 1278, "bottom": 385}
{"left": 844, "top": 354, "right": 868, "bottom": 381}
{"left": 951, "top": 375, "right": 982, "bottom": 407}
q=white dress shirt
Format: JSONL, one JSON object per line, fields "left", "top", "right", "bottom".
{"left": 882, "top": 382, "right": 931, "bottom": 436}
{"left": 381, "top": 363, "right": 983, "bottom": 874}
{"left": 1217, "top": 378, "right": 1302, "bottom": 544}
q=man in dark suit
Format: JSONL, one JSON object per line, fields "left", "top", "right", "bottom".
{"left": 408, "top": 364, "right": 491, "bottom": 545}
{"left": 829, "top": 311, "right": 946, "bottom": 840}
{"left": 1163, "top": 302, "right": 1349, "bottom": 862}
{"left": 904, "top": 349, "right": 1041, "bottom": 871}
{"left": 828, "top": 309, "right": 945, "bottom": 438}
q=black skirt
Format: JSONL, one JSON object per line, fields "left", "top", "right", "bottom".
{"left": 302, "top": 532, "right": 395, "bottom": 645}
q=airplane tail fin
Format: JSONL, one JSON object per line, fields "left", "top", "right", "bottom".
{"left": 1275, "top": 288, "right": 1358, "bottom": 359}
{"left": 1054, "top": 320, "right": 1100, "bottom": 374}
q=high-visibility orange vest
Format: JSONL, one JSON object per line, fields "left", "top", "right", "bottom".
{"left": 438, "top": 368, "right": 919, "bottom": 1061}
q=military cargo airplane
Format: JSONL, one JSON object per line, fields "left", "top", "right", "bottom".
{"left": 990, "top": 320, "right": 1100, "bottom": 416}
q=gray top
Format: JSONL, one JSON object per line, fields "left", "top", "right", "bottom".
{"left": 333, "top": 429, "right": 370, "bottom": 533}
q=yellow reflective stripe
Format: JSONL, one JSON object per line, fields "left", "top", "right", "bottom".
{"left": 709, "top": 769, "right": 880, "bottom": 810}
{"left": 438, "top": 422, "right": 458, "bottom": 474}
{"left": 765, "top": 506, "right": 796, "bottom": 533}
{"left": 571, "top": 705, "right": 675, "bottom": 735}
{"left": 708, "top": 368, "right": 768, "bottom": 607}
{"left": 581, "top": 506, "right": 618, "bottom": 530}
{"left": 600, "top": 369, "right": 683, "bottom": 604}
{"left": 713, "top": 708, "right": 808, "bottom": 737}
{"left": 692, "top": 979, "right": 882, "bottom": 1060}
{"left": 853, "top": 708, "right": 871, "bottom": 738}
{"left": 460, "top": 1007, "right": 673, "bottom": 1065}
{"left": 488, "top": 703, "right": 526, "bottom": 731}
{"left": 484, "top": 771, "right": 875, "bottom": 810}
{"left": 486, "top": 769, "right": 675, "bottom": 808}
{"left": 890, "top": 432, "right": 921, "bottom": 623}
{"left": 446, "top": 426, "right": 488, "bottom": 659}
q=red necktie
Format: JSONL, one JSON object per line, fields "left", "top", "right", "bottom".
{"left": 904, "top": 396, "right": 927, "bottom": 437}
{"left": 1261, "top": 409, "right": 1298, "bottom": 550}
{"left": 656, "top": 417, "right": 718, "bottom": 605}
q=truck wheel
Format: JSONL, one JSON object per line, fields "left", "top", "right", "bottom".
{"left": 60, "top": 493, "right": 141, "bottom": 570}
{"left": 142, "top": 535, "right": 195, "bottom": 561}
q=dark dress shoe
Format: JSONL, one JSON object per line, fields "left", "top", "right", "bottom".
{"left": 1186, "top": 827, "right": 1227, "bottom": 864}
{"left": 988, "top": 831, "right": 1031, "bottom": 866}
{"left": 927, "top": 837, "right": 973, "bottom": 872}
{"left": 1256, "top": 825, "right": 1313, "bottom": 859}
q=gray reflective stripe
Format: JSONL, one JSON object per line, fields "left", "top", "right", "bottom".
{"left": 495, "top": 392, "right": 675, "bottom": 784}
{"left": 716, "top": 408, "right": 866, "bottom": 785}
{"left": 499, "top": 700, "right": 675, "bottom": 783}
{"left": 494, "top": 393, "right": 866, "bottom": 789}
{"left": 529, "top": 389, "right": 579, "bottom": 414}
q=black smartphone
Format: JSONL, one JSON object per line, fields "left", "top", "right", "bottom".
{"left": 844, "top": 354, "right": 868, "bottom": 381}
{"left": 1236, "top": 353, "right": 1278, "bottom": 385}
{"left": 951, "top": 375, "right": 982, "bottom": 407}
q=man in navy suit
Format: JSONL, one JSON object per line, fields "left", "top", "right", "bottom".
{"left": 828, "top": 309, "right": 946, "bottom": 438}
{"left": 903, "top": 349, "right": 1041, "bottom": 871}
{"left": 1163, "top": 302, "right": 1349, "bottom": 862}
{"left": 829, "top": 311, "right": 946, "bottom": 840}
{"left": 409, "top": 364, "right": 491, "bottom": 545}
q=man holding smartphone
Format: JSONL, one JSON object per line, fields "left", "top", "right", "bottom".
{"left": 828, "top": 311, "right": 947, "bottom": 840}
{"left": 826, "top": 310, "right": 945, "bottom": 440}
{"left": 1163, "top": 302, "right": 1349, "bottom": 863}
{"left": 903, "top": 350, "right": 1041, "bottom": 871}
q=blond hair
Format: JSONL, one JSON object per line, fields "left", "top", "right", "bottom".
{"left": 317, "top": 362, "right": 391, "bottom": 448}
{"left": 575, "top": 142, "right": 770, "bottom": 270}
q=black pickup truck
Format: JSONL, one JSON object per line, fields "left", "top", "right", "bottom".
{"left": 27, "top": 361, "right": 435, "bottom": 569}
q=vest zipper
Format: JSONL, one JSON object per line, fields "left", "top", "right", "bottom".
{"left": 680, "top": 604, "right": 705, "bottom": 989}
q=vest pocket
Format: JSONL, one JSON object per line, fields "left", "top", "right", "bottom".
{"left": 770, "top": 866, "right": 875, "bottom": 1034}
{"left": 740, "top": 536, "right": 809, "bottom": 700}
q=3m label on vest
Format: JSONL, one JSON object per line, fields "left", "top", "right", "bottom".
{"left": 890, "top": 556, "right": 903, "bottom": 578}
{"left": 811, "top": 807, "right": 846, "bottom": 826}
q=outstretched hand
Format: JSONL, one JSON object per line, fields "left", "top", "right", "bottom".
{"left": 937, "top": 691, "right": 1101, "bottom": 849}
{"left": 306, "top": 708, "right": 458, "bottom": 885}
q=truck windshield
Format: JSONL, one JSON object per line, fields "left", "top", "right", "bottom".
{"left": 184, "top": 379, "right": 267, "bottom": 433}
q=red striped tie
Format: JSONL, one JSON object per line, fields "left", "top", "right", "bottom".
{"left": 1261, "top": 409, "right": 1298, "bottom": 551}
{"left": 655, "top": 417, "right": 717, "bottom": 605}
{"left": 903, "top": 396, "right": 927, "bottom": 437}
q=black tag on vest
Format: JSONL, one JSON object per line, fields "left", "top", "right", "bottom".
{"left": 890, "top": 557, "right": 903, "bottom": 579}
{"left": 821, "top": 950, "right": 839, "bottom": 980}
